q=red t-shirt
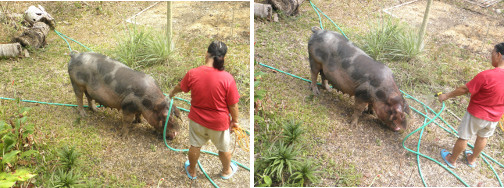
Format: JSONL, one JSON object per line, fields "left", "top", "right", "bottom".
{"left": 466, "top": 68, "right": 504, "bottom": 122}
{"left": 180, "top": 66, "right": 240, "bottom": 131}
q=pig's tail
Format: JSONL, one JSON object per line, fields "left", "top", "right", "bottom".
{"left": 208, "top": 41, "right": 227, "bottom": 71}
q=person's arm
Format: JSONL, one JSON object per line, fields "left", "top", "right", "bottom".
{"left": 228, "top": 103, "right": 239, "bottom": 133}
{"left": 438, "top": 85, "right": 469, "bottom": 102}
{"left": 169, "top": 84, "right": 183, "bottom": 98}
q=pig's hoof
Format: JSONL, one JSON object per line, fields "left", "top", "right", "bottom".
{"left": 350, "top": 120, "right": 358, "bottom": 127}
{"left": 132, "top": 119, "right": 141, "bottom": 124}
{"left": 78, "top": 111, "right": 87, "bottom": 117}
{"left": 311, "top": 88, "right": 320, "bottom": 95}
{"left": 90, "top": 106, "right": 99, "bottom": 112}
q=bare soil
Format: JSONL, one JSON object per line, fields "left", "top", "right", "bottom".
{"left": 386, "top": 0, "right": 504, "bottom": 54}
{"left": 0, "top": 1, "right": 250, "bottom": 187}
{"left": 255, "top": 0, "right": 504, "bottom": 187}
{"left": 132, "top": 1, "right": 250, "bottom": 41}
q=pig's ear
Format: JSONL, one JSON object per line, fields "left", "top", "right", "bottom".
{"left": 404, "top": 104, "right": 411, "bottom": 115}
{"left": 172, "top": 105, "right": 181, "bottom": 119}
{"left": 162, "top": 109, "right": 168, "bottom": 118}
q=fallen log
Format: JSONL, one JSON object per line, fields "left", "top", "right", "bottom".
{"left": 0, "top": 43, "right": 22, "bottom": 58}
{"left": 267, "top": 0, "right": 305, "bottom": 16}
{"left": 13, "top": 21, "right": 50, "bottom": 48}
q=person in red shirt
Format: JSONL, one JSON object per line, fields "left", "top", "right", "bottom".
{"left": 170, "top": 41, "right": 240, "bottom": 180}
{"left": 439, "top": 43, "right": 504, "bottom": 168}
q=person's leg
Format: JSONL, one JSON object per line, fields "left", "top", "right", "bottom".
{"left": 446, "top": 138, "right": 468, "bottom": 165}
{"left": 219, "top": 151, "right": 232, "bottom": 176}
{"left": 467, "top": 136, "right": 488, "bottom": 165}
{"left": 209, "top": 128, "right": 232, "bottom": 177}
{"left": 188, "top": 146, "right": 201, "bottom": 177}
{"left": 187, "top": 120, "right": 209, "bottom": 178}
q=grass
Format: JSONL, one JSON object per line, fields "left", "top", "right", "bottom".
{"left": 359, "top": 17, "right": 423, "bottom": 62}
{"left": 113, "top": 25, "right": 173, "bottom": 69}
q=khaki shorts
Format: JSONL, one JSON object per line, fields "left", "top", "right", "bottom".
{"left": 458, "top": 111, "right": 497, "bottom": 140}
{"left": 189, "top": 119, "right": 230, "bottom": 152}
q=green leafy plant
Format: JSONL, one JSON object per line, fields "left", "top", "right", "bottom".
{"left": 262, "top": 141, "right": 300, "bottom": 184}
{"left": 48, "top": 169, "right": 84, "bottom": 188}
{"left": 0, "top": 169, "right": 37, "bottom": 188}
{"left": 254, "top": 71, "right": 267, "bottom": 103}
{"left": 282, "top": 120, "right": 304, "bottom": 146}
{"left": 256, "top": 174, "right": 273, "bottom": 187}
{"left": 0, "top": 106, "right": 37, "bottom": 187}
{"left": 289, "top": 160, "right": 322, "bottom": 186}
{"left": 46, "top": 146, "right": 84, "bottom": 187}
{"left": 57, "top": 146, "right": 80, "bottom": 172}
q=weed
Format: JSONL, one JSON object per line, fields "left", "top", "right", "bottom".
{"left": 57, "top": 146, "right": 80, "bottom": 172}
{"left": 334, "top": 161, "right": 362, "bottom": 187}
{"left": 256, "top": 174, "right": 273, "bottom": 187}
{"left": 254, "top": 71, "right": 267, "bottom": 103}
{"left": 289, "top": 159, "right": 322, "bottom": 186}
{"left": 282, "top": 119, "right": 304, "bottom": 146}
{"left": 261, "top": 141, "right": 300, "bottom": 184}
{"left": 48, "top": 169, "right": 84, "bottom": 188}
{"left": 0, "top": 105, "right": 37, "bottom": 186}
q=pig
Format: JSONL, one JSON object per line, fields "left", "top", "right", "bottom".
{"left": 308, "top": 26, "right": 410, "bottom": 131}
{"left": 67, "top": 52, "right": 181, "bottom": 139}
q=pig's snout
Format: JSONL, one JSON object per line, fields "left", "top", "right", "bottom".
{"left": 166, "top": 131, "right": 177, "bottom": 140}
{"left": 391, "top": 114, "right": 407, "bottom": 132}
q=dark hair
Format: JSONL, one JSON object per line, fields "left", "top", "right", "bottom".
{"left": 495, "top": 43, "right": 504, "bottom": 55}
{"left": 208, "top": 41, "right": 227, "bottom": 71}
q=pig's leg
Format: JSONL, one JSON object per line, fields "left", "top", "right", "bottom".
{"left": 121, "top": 112, "right": 135, "bottom": 137}
{"left": 84, "top": 91, "right": 98, "bottom": 112}
{"left": 365, "top": 103, "right": 374, "bottom": 114}
{"left": 133, "top": 113, "right": 142, "bottom": 124}
{"left": 309, "top": 55, "right": 321, "bottom": 95}
{"left": 351, "top": 99, "right": 368, "bottom": 127}
{"left": 71, "top": 81, "right": 87, "bottom": 117}
{"left": 320, "top": 72, "right": 332, "bottom": 92}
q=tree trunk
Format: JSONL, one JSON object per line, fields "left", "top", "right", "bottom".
{"left": 14, "top": 21, "right": 50, "bottom": 48}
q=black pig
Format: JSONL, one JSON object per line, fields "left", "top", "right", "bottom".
{"left": 308, "top": 27, "right": 409, "bottom": 131}
{"left": 68, "top": 52, "right": 181, "bottom": 139}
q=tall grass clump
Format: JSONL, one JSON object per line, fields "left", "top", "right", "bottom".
{"left": 114, "top": 25, "right": 172, "bottom": 68}
{"left": 360, "top": 17, "right": 423, "bottom": 61}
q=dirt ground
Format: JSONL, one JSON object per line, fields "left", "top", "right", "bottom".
{"left": 255, "top": 0, "right": 504, "bottom": 187}
{"left": 386, "top": 0, "right": 504, "bottom": 54}
{"left": 0, "top": 1, "right": 250, "bottom": 187}
{"left": 131, "top": 1, "right": 250, "bottom": 41}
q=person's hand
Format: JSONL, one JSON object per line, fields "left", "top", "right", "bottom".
{"left": 438, "top": 93, "right": 449, "bottom": 102}
{"left": 230, "top": 121, "right": 239, "bottom": 134}
{"left": 169, "top": 92, "right": 175, "bottom": 99}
